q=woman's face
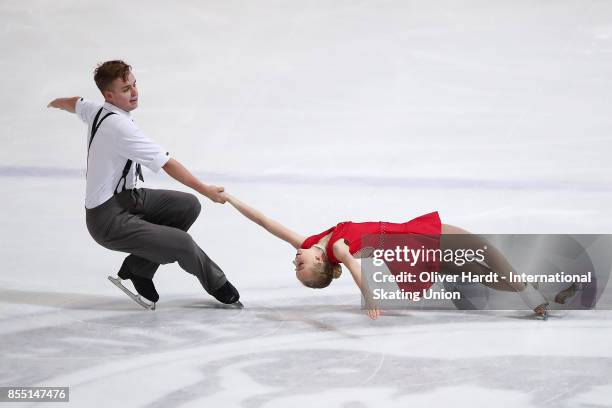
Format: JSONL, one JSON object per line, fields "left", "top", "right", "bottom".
{"left": 293, "top": 247, "right": 323, "bottom": 283}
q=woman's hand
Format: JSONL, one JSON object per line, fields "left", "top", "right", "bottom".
{"left": 365, "top": 299, "right": 382, "bottom": 319}
{"left": 367, "top": 308, "right": 381, "bottom": 319}
{"left": 221, "top": 192, "right": 233, "bottom": 203}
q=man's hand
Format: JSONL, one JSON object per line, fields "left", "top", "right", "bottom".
{"left": 204, "top": 185, "right": 226, "bottom": 203}
{"left": 47, "top": 96, "right": 80, "bottom": 113}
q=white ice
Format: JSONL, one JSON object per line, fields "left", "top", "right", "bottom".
{"left": 1, "top": 1, "right": 612, "bottom": 407}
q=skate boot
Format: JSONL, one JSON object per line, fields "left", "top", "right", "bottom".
{"left": 554, "top": 282, "right": 583, "bottom": 304}
{"left": 108, "top": 267, "right": 159, "bottom": 310}
{"left": 519, "top": 283, "right": 549, "bottom": 320}
{"left": 212, "top": 280, "right": 242, "bottom": 306}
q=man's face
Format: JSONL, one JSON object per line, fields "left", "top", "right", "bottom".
{"left": 103, "top": 72, "right": 139, "bottom": 112}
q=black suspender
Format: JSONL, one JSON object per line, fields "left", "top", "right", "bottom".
{"left": 86, "top": 108, "right": 115, "bottom": 178}
{"left": 114, "top": 159, "right": 143, "bottom": 194}
{"left": 86, "top": 107, "right": 144, "bottom": 194}
{"left": 88, "top": 108, "right": 115, "bottom": 151}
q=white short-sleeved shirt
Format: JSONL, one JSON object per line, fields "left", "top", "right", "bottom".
{"left": 76, "top": 98, "right": 171, "bottom": 209}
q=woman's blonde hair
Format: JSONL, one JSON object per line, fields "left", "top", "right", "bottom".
{"left": 301, "top": 257, "right": 342, "bottom": 289}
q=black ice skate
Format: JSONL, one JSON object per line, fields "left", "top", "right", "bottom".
{"left": 108, "top": 270, "right": 159, "bottom": 310}
{"left": 212, "top": 280, "right": 242, "bottom": 307}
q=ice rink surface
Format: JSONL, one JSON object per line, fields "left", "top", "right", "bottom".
{"left": 1, "top": 0, "right": 612, "bottom": 407}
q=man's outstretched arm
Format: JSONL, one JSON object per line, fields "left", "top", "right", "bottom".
{"left": 163, "top": 158, "right": 226, "bottom": 203}
{"left": 47, "top": 96, "right": 80, "bottom": 113}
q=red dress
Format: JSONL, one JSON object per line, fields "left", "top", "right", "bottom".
{"left": 301, "top": 211, "right": 442, "bottom": 293}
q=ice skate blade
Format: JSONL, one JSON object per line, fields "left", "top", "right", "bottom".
{"left": 215, "top": 300, "right": 244, "bottom": 309}
{"left": 108, "top": 275, "right": 156, "bottom": 310}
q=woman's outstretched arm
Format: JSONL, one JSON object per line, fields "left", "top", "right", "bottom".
{"left": 224, "top": 193, "right": 305, "bottom": 249}
{"left": 333, "top": 241, "right": 381, "bottom": 319}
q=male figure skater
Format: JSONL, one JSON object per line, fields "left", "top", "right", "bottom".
{"left": 47, "top": 60, "right": 239, "bottom": 309}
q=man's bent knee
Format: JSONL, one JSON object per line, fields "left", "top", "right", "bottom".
{"left": 190, "top": 194, "right": 202, "bottom": 218}
{"left": 183, "top": 193, "right": 201, "bottom": 221}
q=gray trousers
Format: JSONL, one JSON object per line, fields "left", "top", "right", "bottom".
{"left": 85, "top": 188, "right": 227, "bottom": 294}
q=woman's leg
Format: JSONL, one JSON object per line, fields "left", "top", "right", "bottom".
{"left": 440, "top": 224, "right": 549, "bottom": 316}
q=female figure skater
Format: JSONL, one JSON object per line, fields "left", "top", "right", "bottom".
{"left": 224, "top": 193, "right": 549, "bottom": 320}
